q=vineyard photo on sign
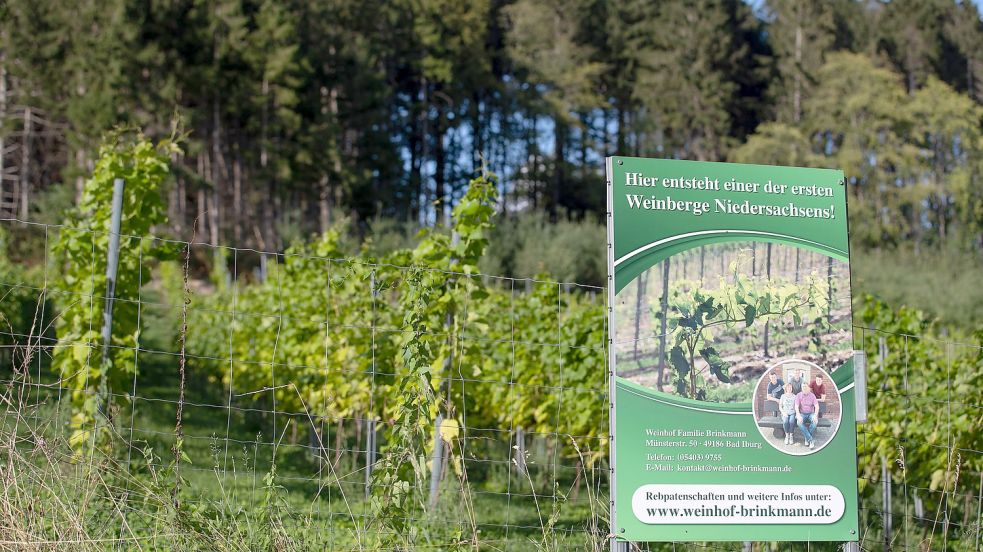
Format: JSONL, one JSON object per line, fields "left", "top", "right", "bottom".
{"left": 605, "top": 157, "right": 859, "bottom": 543}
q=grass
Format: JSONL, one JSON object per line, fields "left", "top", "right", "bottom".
{"left": 852, "top": 245, "right": 983, "bottom": 329}
{"left": 0, "top": 341, "right": 609, "bottom": 551}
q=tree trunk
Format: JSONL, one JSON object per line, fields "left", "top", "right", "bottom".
{"left": 0, "top": 41, "right": 5, "bottom": 216}
{"left": 19, "top": 107, "right": 31, "bottom": 219}
{"left": 616, "top": 100, "right": 627, "bottom": 154}
{"left": 657, "top": 258, "right": 670, "bottom": 390}
{"left": 261, "top": 77, "right": 269, "bottom": 169}
{"left": 435, "top": 103, "right": 448, "bottom": 227}
{"left": 211, "top": 98, "right": 224, "bottom": 245}
{"left": 793, "top": 23, "right": 802, "bottom": 124}
{"left": 319, "top": 174, "right": 331, "bottom": 232}
{"left": 75, "top": 149, "right": 87, "bottom": 201}
{"left": 233, "top": 146, "right": 243, "bottom": 243}
{"left": 471, "top": 91, "right": 484, "bottom": 171}
{"left": 409, "top": 99, "right": 422, "bottom": 221}
{"left": 177, "top": 167, "right": 186, "bottom": 229}
{"left": 580, "top": 112, "right": 589, "bottom": 186}
{"left": 332, "top": 418, "right": 345, "bottom": 469}
{"left": 687, "top": 345, "right": 697, "bottom": 399}
{"left": 699, "top": 246, "right": 705, "bottom": 282}
{"left": 421, "top": 77, "right": 431, "bottom": 224}
{"left": 198, "top": 152, "right": 209, "bottom": 240}
{"left": 632, "top": 271, "right": 647, "bottom": 358}
{"left": 794, "top": 248, "right": 800, "bottom": 283}
{"left": 826, "top": 256, "right": 834, "bottom": 324}
{"left": 764, "top": 243, "right": 772, "bottom": 357}
{"left": 551, "top": 117, "right": 566, "bottom": 222}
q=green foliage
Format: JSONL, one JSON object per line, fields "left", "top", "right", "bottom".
{"left": 853, "top": 246, "right": 983, "bottom": 328}
{"left": 480, "top": 211, "right": 606, "bottom": 286}
{"left": 52, "top": 131, "right": 179, "bottom": 452}
{"left": 661, "top": 252, "right": 829, "bottom": 399}
{"left": 0, "top": 229, "right": 42, "bottom": 354}
{"left": 857, "top": 295, "right": 982, "bottom": 502}
{"left": 176, "top": 171, "right": 608, "bottom": 544}
{"left": 368, "top": 171, "right": 496, "bottom": 548}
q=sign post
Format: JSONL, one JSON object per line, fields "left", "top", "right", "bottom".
{"left": 606, "top": 157, "right": 859, "bottom": 545}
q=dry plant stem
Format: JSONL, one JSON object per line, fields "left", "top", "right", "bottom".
{"left": 516, "top": 444, "right": 551, "bottom": 551}
{"left": 927, "top": 450, "right": 960, "bottom": 550}
{"left": 173, "top": 223, "right": 194, "bottom": 511}
{"left": 452, "top": 437, "right": 479, "bottom": 548}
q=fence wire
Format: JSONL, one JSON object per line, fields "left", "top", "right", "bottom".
{"left": 0, "top": 217, "right": 979, "bottom": 551}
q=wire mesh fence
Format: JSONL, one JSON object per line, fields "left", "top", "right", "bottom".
{"left": 0, "top": 216, "right": 979, "bottom": 551}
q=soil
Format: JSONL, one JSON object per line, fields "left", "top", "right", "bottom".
{"left": 624, "top": 315, "right": 853, "bottom": 395}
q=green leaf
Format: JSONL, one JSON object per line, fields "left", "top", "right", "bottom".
{"left": 744, "top": 305, "right": 756, "bottom": 327}
{"left": 669, "top": 345, "right": 690, "bottom": 377}
{"left": 700, "top": 346, "right": 731, "bottom": 383}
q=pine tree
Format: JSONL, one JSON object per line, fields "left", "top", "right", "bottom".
{"left": 505, "top": 0, "right": 604, "bottom": 220}
{"left": 764, "top": 0, "right": 836, "bottom": 124}
{"left": 633, "top": 0, "right": 764, "bottom": 161}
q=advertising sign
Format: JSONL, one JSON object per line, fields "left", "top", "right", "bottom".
{"left": 606, "top": 157, "right": 858, "bottom": 543}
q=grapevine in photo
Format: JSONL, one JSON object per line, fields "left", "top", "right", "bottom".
{"left": 614, "top": 241, "right": 851, "bottom": 402}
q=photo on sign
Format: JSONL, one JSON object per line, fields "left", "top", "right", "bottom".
{"left": 613, "top": 241, "right": 851, "bottom": 403}
{"left": 751, "top": 359, "right": 842, "bottom": 455}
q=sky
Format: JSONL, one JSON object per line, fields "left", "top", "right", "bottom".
{"left": 746, "top": 0, "right": 983, "bottom": 19}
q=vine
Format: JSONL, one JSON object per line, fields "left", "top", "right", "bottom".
{"left": 660, "top": 254, "right": 829, "bottom": 399}
{"left": 52, "top": 130, "right": 179, "bottom": 452}
{"left": 368, "top": 170, "right": 496, "bottom": 547}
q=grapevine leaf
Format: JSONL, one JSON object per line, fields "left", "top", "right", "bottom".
{"left": 744, "top": 305, "right": 756, "bottom": 327}
{"left": 695, "top": 297, "right": 718, "bottom": 324}
{"left": 677, "top": 314, "right": 698, "bottom": 330}
{"left": 669, "top": 345, "right": 689, "bottom": 378}
{"left": 700, "top": 346, "right": 731, "bottom": 383}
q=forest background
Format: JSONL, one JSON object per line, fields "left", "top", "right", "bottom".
{"left": 0, "top": 1, "right": 981, "bottom": 548}
{"left": 3, "top": 0, "right": 983, "bottom": 327}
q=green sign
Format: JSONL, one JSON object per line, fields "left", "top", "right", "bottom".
{"left": 606, "top": 157, "right": 859, "bottom": 543}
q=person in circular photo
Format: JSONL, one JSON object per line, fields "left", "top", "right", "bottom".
{"left": 751, "top": 359, "right": 841, "bottom": 455}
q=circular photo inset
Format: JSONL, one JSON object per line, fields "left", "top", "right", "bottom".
{"left": 751, "top": 359, "right": 841, "bottom": 455}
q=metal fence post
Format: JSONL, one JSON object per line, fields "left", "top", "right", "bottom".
{"left": 364, "top": 418, "right": 376, "bottom": 499}
{"left": 429, "top": 231, "right": 458, "bottom": 509}
{"left": 429, "top": 413, "right": 444, "bottom": 507}
{"left": 514, "top": 425, "right": 527, "bottom": 476}
{"left": 854, "top": 350, "right": 868, "bottom": 423}
{"left": 99, "top": 177, "right": 125, "bottom": 411}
